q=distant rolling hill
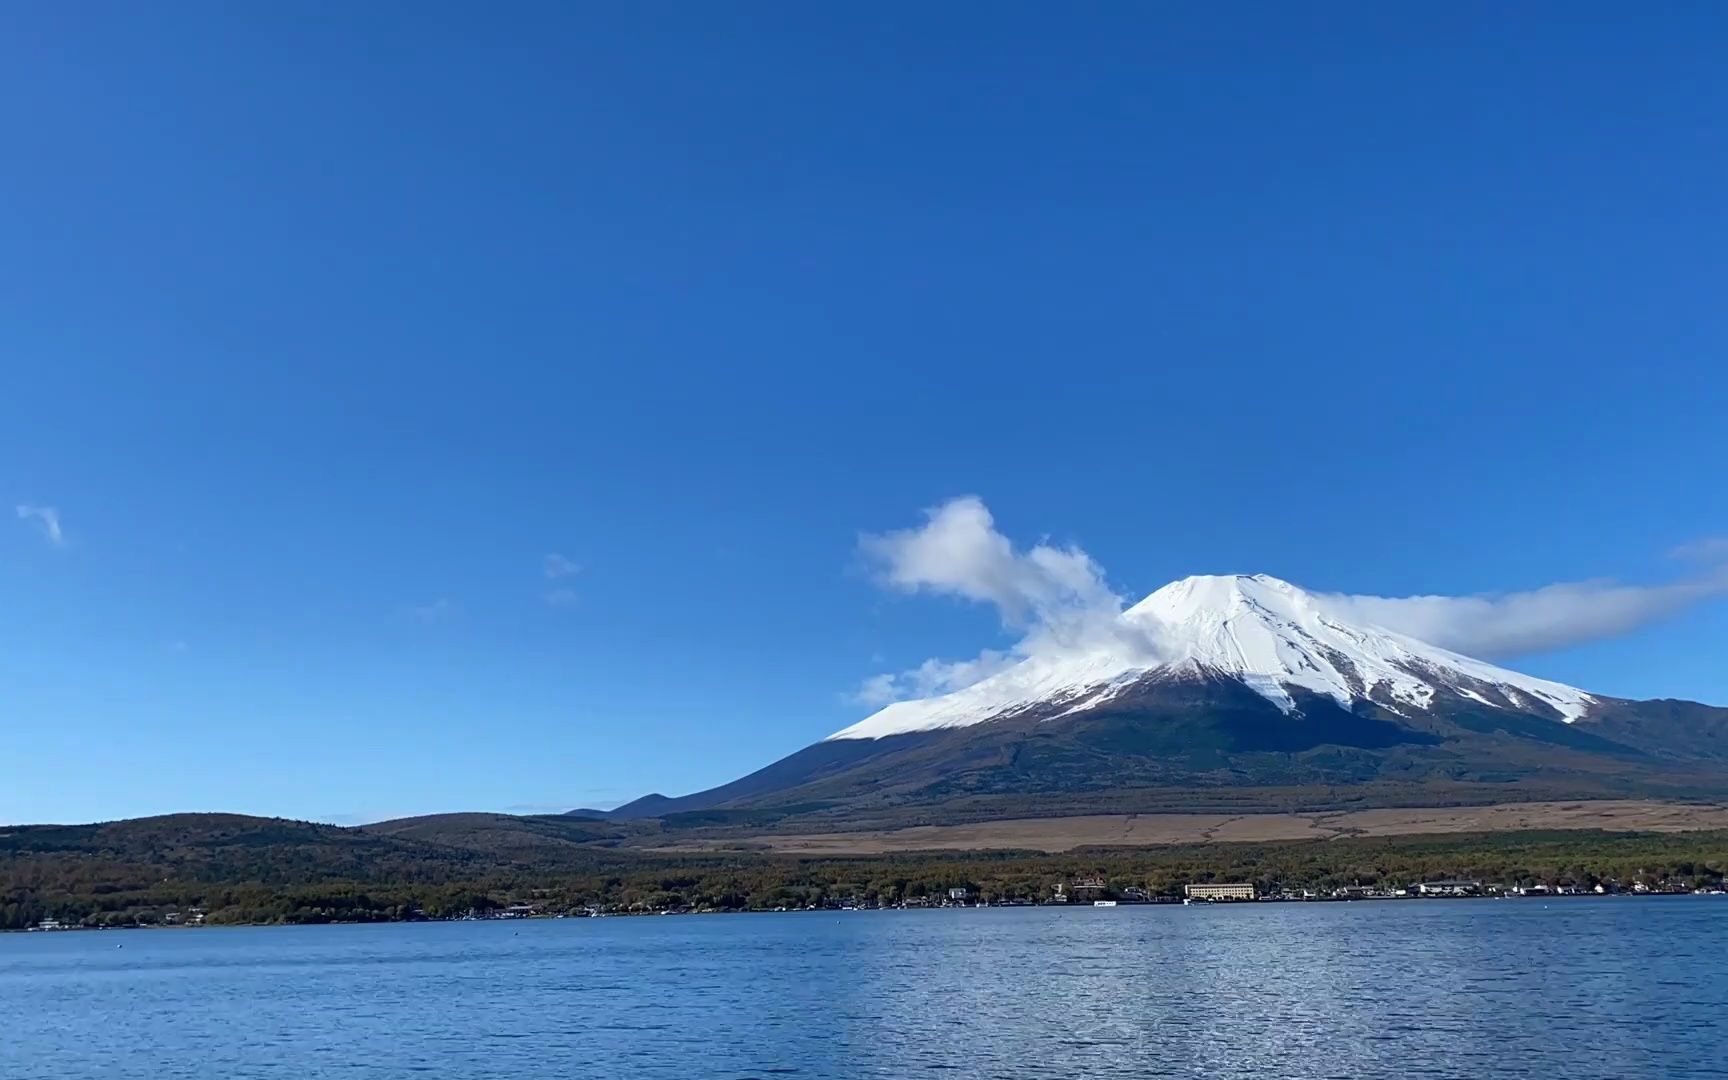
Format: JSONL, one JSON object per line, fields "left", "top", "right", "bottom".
{"left": 362, "top": 812, "right": 634, "bottom": 860}
{"left": 0, "top": 811, "right": 639, "bottom": 888}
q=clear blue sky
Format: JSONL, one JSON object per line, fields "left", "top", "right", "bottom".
{"left": 4, "top": 4, "right": 1725, "bottom": 825}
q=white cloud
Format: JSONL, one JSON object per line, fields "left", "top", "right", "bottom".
{"left": 15, "top": 504, "right": 64, "bottom": 546}
{"left": 854, "top": 497, "right": 1127, "bottom": 704}
{"left": 851, "top": 673, "right": 903, "bottom": 708}
{"left": 544, "top": 553, "right": 581, "bottom": 579}
{"left": 1318, "top": 566, "right": 1728, "bottom": 660}
{"left": 860, "top": 495, "right": 1120, "bottom": 640}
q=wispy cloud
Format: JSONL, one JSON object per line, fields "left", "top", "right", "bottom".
{"left": 544, "top": 553, "right": 581, "bottom": 579}
{"left": 1670, "top": 536, "right": 1728, "bottom": 563}
{"left": 1318, "top": 564, "right": 1728, "bottom": 660}
{"left": 410, "top": 598, "right": 457, "bottom": 622}
{"left": 542, "top": 554, "right": 582, "bottom": 606}
{"left": 851, "top": 650, "right": 1015, "bottom": 707}
{"left": 851, "top": 673, "right": 902, "bottom": 707}
{"left": 852, "top": 498, "right": 1728, "bottom": 706}
{"left": 15, "top": 504, "right": 65, "bottom": 546}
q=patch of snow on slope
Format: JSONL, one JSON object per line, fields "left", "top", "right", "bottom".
{"left": 828, "top": 573, "right": 1597, "bottom": 740}
{"left": 828, "top": 646, "right": 1146, "bottom": 741}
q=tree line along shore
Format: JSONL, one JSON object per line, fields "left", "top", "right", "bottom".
{"left": 5, "top": 823, "right": 1726, "bottom": 930}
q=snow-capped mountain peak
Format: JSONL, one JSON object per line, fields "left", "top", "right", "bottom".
{"left": 829, "top": 573, "right": 1596, "bottom": 740}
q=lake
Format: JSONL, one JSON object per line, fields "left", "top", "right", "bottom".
{"left": 3, "top": 899, "right": 1724, "bottom": 1078}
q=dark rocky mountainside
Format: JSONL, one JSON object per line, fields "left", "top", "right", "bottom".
{"left": 588, "top": 673, "right": 1728, "bottom": 830}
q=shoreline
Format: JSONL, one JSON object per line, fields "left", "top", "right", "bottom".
{"left": 11, "top": 888, "right": 1724, "bottom": 933}
{"left": 11, "top": 824, "right": 1726, "bottom": 933}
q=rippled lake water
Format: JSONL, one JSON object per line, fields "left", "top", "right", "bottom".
{"left": 4, "top": 898, "right": 1725, "bottom": 1078}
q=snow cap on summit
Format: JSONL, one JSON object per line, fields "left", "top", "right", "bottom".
{"left": 829, "top": 573, "right": 1596, "bottom": 740}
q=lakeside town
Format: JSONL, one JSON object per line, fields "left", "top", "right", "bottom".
{"left": 18, "top": 873, "right": 1726, "bottom": 931}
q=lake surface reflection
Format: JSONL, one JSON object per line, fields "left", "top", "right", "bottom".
{"left": 4, "top": 898, "right": 1724, "bottom": 1078}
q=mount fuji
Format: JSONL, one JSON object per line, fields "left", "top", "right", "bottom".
{"left": 831, "top": 574, "right": 1597, "bottom": 740}
{"left": 593, "top": 575, "right": 1728, "bottom": 827}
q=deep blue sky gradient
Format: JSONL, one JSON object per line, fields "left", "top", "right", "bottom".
{"left": 3, "top": 4, "right": 1725, "bottom": 823}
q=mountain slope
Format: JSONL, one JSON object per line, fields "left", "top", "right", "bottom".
{"left": 595, "top": 574, "right": 1728, "bottom": 827}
